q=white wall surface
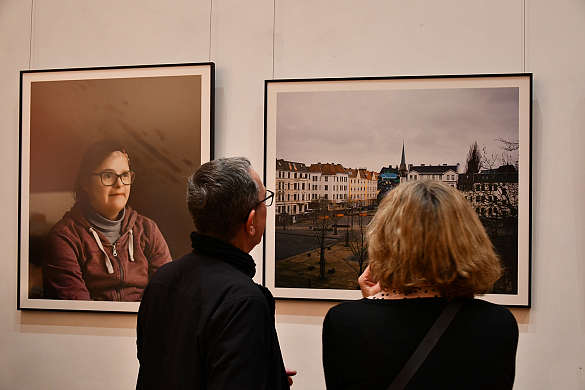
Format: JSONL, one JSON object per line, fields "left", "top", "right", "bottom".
{"left": 1, "top": 0, "right": 584, "bottom": 388}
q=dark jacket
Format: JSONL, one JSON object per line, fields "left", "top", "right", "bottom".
{"left": 323, "top": 297, "right": 518, "bottom": 390}
{"left": 42, "top": 203, "right": 172, "bottom": 301}
{"left": 136, "top": 232, "right": 290, "bottom": 390}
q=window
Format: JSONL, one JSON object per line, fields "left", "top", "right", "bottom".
{"left": 325, "top": 185, "right": 328, "bottom": 190}
{"left": 325, "top": 177, "right": 328, "bottom": 182}
{"left": 294, "top": 173, "right": 297, "bottom": 179}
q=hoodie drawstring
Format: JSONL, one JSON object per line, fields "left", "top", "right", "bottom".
{"left": 89, "top": 227, "right": 114, "bottom": 274}
{"left": 128, "top": 229, "right": 134, "bottom": 262}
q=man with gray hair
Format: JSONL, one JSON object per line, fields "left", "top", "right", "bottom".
{"left": 136, "top": 157, "right": 294, "bottom": 390}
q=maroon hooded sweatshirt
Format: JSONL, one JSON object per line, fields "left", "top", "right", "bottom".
{"left": 42, "top": 203, "right": 172, "bottom": 301}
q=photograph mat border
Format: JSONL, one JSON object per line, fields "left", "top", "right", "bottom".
{"left": 263, "top": 73, "right": 532, "bottom": 306}
{"left": 18, "top": 63, "right": 214, "bottom": 312}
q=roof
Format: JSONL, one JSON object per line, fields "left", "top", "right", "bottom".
{"left": 458, "top": 164, "right": 518, "bottom": 184}
{"left": 380, "top": 166, "right": 399, "bottom": 175}
{"left": 479, "top": 164, "right": 517, "bottom": 174}
{"left": 309, "top": 163, "right": 347, "bottom": 176}
{"left": 409, "top": 164, "right": 459, "bottom": 174}
{"left": 276, "top": 158, "right": 310, "bottom": 172}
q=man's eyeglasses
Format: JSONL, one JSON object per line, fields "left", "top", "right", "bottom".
{"left": 260, "top": 189, "right": 274, "bottom": 207}
{"left": 243, "top": 189, "right": 274, "bottom": 222}
{"left": 92, "top": 171, "right": 136, "bottom": 186}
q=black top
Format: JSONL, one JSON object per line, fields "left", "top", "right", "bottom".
{"left": 136, "top": 232, "right": 289, "bottom": 390}
{"left": 322, "top": 297, "right": 518, "bottom": 390}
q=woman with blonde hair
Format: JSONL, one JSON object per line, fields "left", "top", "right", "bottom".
{"left": 322, "top": 180, "right": 518, "bottom": 390}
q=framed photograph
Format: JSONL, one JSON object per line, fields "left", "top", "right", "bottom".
{"left": 264, "top": 73, "right": 531, "bottom": 307}
{"left": 19, "top": 63, "right": 214, "bottom": 312}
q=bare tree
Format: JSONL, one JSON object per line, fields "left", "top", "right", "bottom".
{"left": 343, "top": 207, "right": 369, "bottom": 276}
{"left": 461, "top": 139, "right": 520, "bottom": 295}
{"left": 311, "top": 198, "right": 332, "bottom": 279}
{"left": 481, "top": 138, "right": 520, "bottom": 170}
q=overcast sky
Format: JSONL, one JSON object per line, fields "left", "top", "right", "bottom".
{"left": 276, "top": 87, "right": 519, "bottom": 173}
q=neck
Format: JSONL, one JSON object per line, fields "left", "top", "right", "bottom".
{"left": 369, "top": 285, "right": 441, "bottom": 300}
{"left": 230, "top": 226, "right": 256, "bottom": 253}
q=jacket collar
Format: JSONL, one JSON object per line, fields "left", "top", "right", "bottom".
{"left": 190, "top": 231, "right": 256, "bottom": 278}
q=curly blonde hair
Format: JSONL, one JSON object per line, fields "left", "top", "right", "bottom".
{"left": 367, "top": 180, "right": 501, "bottom": 299}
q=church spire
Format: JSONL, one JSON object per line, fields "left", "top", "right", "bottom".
{"left": 399, "top": 141, "right": 408, "bottom": 178}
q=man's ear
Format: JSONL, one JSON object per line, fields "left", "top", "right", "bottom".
{"left": 245, "top": 209, "right": 256, "bottom": 237}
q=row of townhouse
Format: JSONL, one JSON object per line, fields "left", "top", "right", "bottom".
{"left": 275, "top": 159, "right": 379, "bottom": 216}
{"left": 399, "top": 163, "right": 460, "bottom": 187}
{"left": 346, "top": 167, "right": 379, "bottom": 205}
{"left": 457, "top": 164, "right": 519, "bottom": 218}
{"left": 397, "top": 160, "right": 518, "bottom": 218}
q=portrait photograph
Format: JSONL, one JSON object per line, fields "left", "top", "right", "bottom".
{"left": 19, "top": 63, "right": 214, "bottom": 312}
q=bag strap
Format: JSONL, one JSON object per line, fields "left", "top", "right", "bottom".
{"left": 387, "top": 299, "right": 464, "bottom": 390}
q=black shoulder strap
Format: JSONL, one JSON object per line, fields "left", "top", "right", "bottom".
{"left": 387, "top": 299, "right": 464, "bottom": 390}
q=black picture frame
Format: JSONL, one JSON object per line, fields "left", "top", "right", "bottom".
{"left": 19, "top": 62, "right": 214, "bottom": 312}
{"left": 264, "top": 73, "right": 531, "bottom": 307}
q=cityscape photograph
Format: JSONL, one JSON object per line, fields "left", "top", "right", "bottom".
{"left": 274, "top": 85, "right": 521, "bottom": 294}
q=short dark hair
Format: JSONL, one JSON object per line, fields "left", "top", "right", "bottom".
{"left": 186, "top": 157, "right": 260, "bottom": 243}
{"left": 73, "top": 140, "right": 129, "bottom": 202}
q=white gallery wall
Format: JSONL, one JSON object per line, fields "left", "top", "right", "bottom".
{"left": 1, "top": 0, "right": 584, "bottom": 388}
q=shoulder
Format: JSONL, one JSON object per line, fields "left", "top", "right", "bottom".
{"left": 463, "top": 298, "right": 516, "bottom": 319}
{"left": 124, "top": 208, "right": 165, "bottom": 239}
{"left": 460, "top": 298, "right": 518, "bottom": 331}
{"left": 324, "top": 299, "right": 374, "bottom": 324}
{"left": 150, "top": 252, "right": 265, "bottom": 301}
{"left": 46, "top": 210, "right": 88, "bottom": 240}
{"left": 126, "top": 207, "right": 158, "bottom": 229}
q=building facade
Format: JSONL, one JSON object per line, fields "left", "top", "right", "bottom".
{"left": 457, "top": 164, "right": 519, "bottom": 218}
{"left": 401, "top": 163, "right": 460, "bottom": 187}
{"left": 275, "top": 159, "right": 311, "bottom": 216}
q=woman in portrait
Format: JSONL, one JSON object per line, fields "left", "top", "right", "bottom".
{"left": 322, "top": 180, "right": 518, "bottom": 390}
{"left": 42, "top": 140, "right": 172, "bottom": 301}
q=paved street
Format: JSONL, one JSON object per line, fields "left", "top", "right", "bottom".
{"left": 274, "top": 228, "right": 341, "bottom": 261}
